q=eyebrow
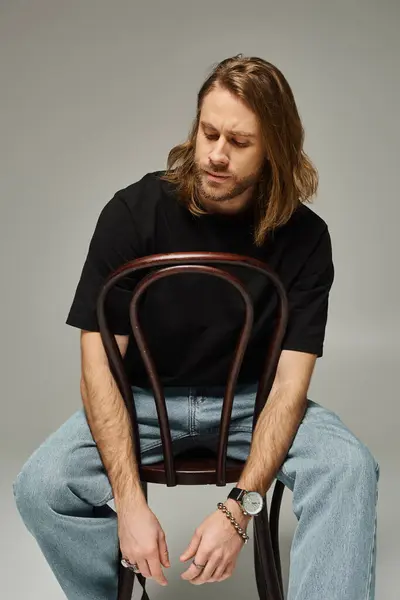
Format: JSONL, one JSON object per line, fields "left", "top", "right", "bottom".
{"left": 201, "top": 120, "right": 257, "bottom": 139}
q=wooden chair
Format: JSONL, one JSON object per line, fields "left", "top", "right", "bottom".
{"left": 97, "top": 252, "right": 289, "bottom": 600}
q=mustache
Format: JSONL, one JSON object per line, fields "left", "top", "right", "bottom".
{"left": 207, "top": 164, "right": 228, "bottom": 174}
{"left": 199, "top": 165, "right": 232, "bottom": 178}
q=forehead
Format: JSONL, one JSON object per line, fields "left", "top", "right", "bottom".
{"left": 200, "top": 86, "right": 259, "bottom": 136}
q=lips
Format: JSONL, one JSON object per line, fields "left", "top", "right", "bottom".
{"left": 205, "top": 171, "right": 230, "bottom": 179}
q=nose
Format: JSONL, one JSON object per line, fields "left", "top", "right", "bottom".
{"left": 209, "top": 140, "right": 229, "bottom": 168}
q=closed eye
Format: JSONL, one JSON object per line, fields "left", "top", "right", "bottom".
{"left": 204, "top": 133, "right": 249, "bottom": 148}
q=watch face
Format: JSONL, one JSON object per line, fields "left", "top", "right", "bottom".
{"left": 242, "top": 491, "right": 263, "bottom": 515}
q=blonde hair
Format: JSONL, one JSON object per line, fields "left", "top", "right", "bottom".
{"left": 161, "top": 55, "right": 318, "bottom": 246}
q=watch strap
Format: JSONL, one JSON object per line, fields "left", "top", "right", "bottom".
{"left": 228, "top": 487, "right": 246, "bottom": 502}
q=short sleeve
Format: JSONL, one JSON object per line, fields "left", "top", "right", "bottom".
{"left": 282, "top": 227, "right": 334, "bottom": 357}
{"left": 65, "top": 192, "right": 140, "bottom": 335}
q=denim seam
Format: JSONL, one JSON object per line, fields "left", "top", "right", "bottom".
{"left": 280, "top": 463, "right": 295, "bottom": 484}
{"left": 92, "top": 432, "right": 194, "bottom": 507}
{"left": 198, "top": 425, "right": 253, "bottom": 434}
{"left": 364, "top": 463, "right": 380, "bottom": 599}
{"left": 228, "top": 426, "right": 253, "bottom": 432}
{"left": 188, "top": 389, "right": 195, "bottom": 435}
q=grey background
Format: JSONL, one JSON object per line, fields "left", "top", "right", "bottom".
{"left": 1, "top": 0, "right": 399, "bottom": 598}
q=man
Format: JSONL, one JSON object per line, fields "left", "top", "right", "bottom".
{"left": 13, "top": 55, "right": 379, "bottom": 600}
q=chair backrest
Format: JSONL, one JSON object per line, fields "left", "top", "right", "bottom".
{"left": 97, "top": 252, "right": 288, "bottom": 487}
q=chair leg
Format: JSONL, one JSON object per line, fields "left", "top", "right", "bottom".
{"left": 254, "top": 534, "right": 269, "bottom": 600}
{"left": 117, "top": 482, "right": 148, "bottom": 600}
{"left": 117, "top": 554, "right": 135, "bottom": 600}
{"left": 269, "top": 480, "right": 285, "bottom": 593}
{"left": 253, "top": 491, "right": 284, "bottom": 600}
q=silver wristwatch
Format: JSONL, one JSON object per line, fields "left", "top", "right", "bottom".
{"left": 227, "top": 486, "right": 264, "bottom": 516}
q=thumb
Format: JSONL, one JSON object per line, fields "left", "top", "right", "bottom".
{"left": 180, "top": 531, "right": 201, "bottom": 562}
{"left": 158, "top": 533, "right": 170, "bottom": 568}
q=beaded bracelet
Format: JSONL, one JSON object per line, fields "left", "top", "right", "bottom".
{"left": 217, "top": 502, "right": 250, "bottom": 544}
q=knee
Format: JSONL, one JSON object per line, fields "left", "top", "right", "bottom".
{"left": 13, "top": 455, "right": 42, "bottom": 525}
{"left": 341, "top": 440, "right": 379, "bottom": 491}
{"left": 13, "top": 450, "right": 63, "bottom": 527}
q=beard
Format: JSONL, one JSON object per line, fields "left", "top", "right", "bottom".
{"left": 194, "top": 162, "right": 261, "bottom": 206}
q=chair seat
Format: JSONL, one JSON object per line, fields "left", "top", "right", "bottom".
{"left": 139, "top": 447, "right": 245, "bottom": 485}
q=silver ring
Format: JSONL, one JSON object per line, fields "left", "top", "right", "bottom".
{"left": 121, "top": 558, "right": 141, "bottom": 574}
{"left": 192, "top": 559, "right": 206, "bottom": 570}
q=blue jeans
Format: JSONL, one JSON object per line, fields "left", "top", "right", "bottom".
{"left": 13, "top": 384, "right": 379, "bottom": 599}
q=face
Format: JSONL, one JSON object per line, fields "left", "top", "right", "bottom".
{"left": 194, "top": 85, "right": 265, "bottom": 215}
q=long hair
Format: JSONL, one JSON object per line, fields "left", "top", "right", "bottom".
{"left": 161, "top": 55, "right": 318, "bottom": 246}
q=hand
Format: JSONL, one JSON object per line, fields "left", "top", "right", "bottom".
{"left": 117, "top": 497, "right": 170, "bottom": 586}
{"left": 180, "top": 499, "right": 250, "bottom": 584}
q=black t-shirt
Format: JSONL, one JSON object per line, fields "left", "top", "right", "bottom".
{"left": 66, "top": 170, "right": 334, "bottom": 386}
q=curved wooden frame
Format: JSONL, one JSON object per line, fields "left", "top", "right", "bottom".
{"left": 97, "top": 252, "right": 288, "bottom": 600}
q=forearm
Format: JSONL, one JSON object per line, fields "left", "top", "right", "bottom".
{"left": 237, "top": 383, "right": 307, "bottom": 496}
{"left": 81, "top": 364, "right": 146, "bottom": 511}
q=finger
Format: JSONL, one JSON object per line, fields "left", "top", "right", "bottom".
{"left": 192, "top": 558, "right": 221, "bottom": 585}
{"left": 219, "top": 568, "right": 232, "bottom": 581}
{"left": 209, "top": 560, "right": 233, "bottom": 582}
{"left": 158, "top": 532, "right": 170, "bottom": 568}
{"left": 180, "top": 530, "right": 201, "bottom": 562}
{"left": 181, "top": 553, "right": 210, "bottom": 581}
{"left": 136, "top": 559, "right": 151, "bottom": 579}
{"left": 148, "top": 554, "right": 168, "bottom": 586}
